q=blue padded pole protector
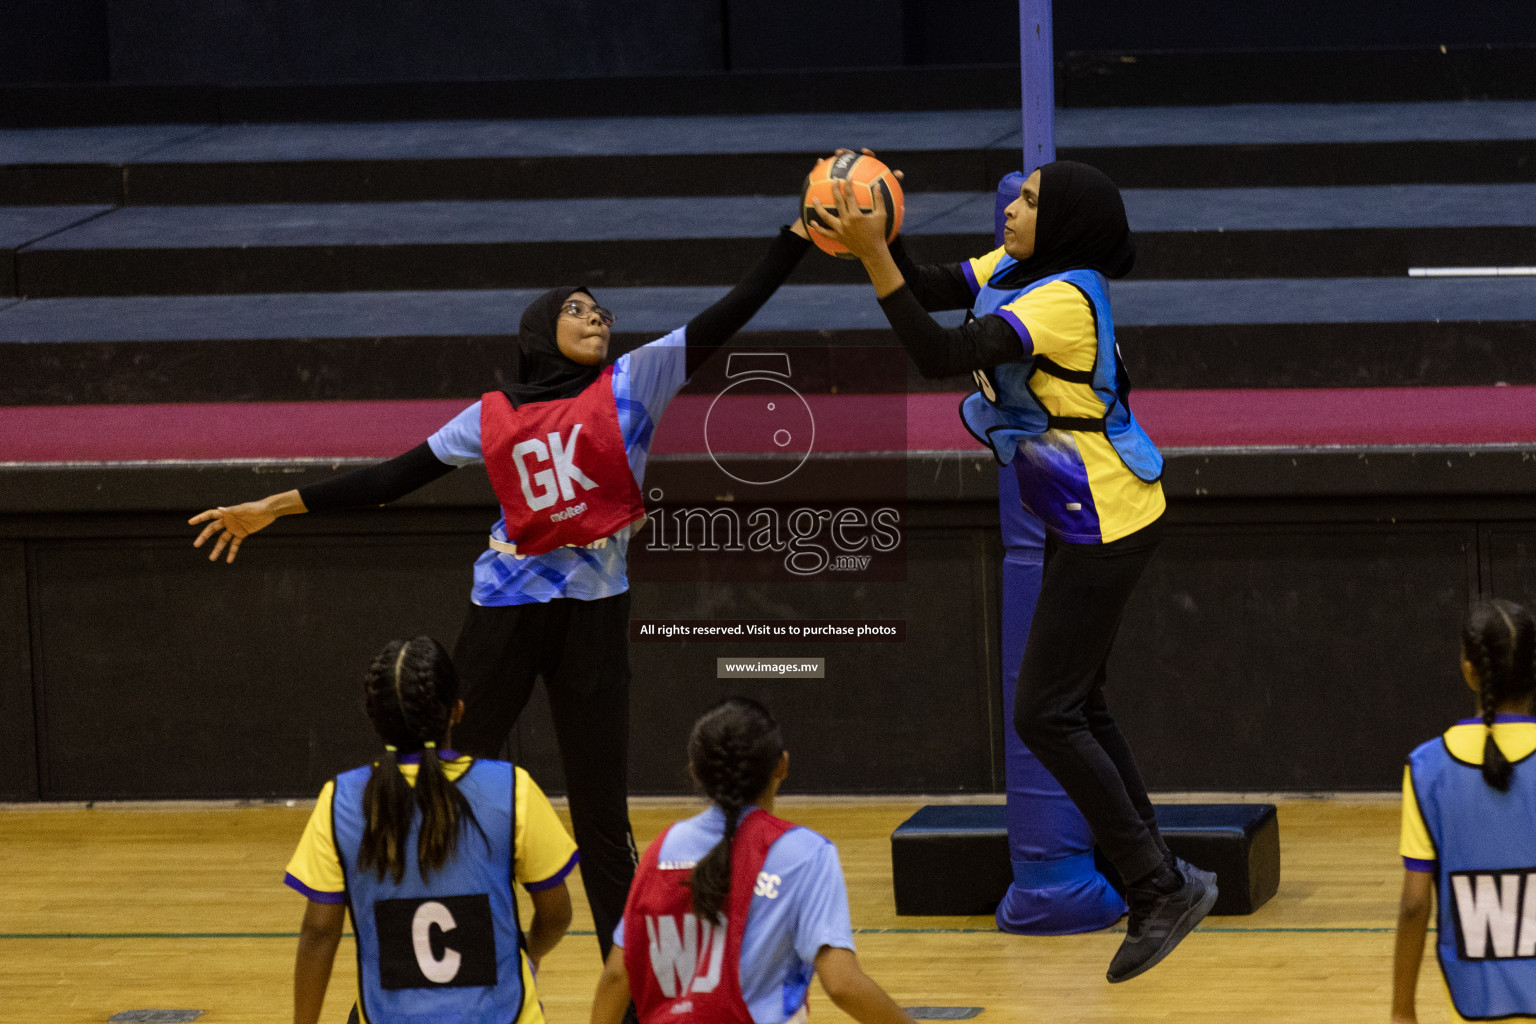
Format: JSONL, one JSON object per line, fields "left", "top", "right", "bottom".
{"left": 993, "top": 5, "right": 1125, "bottom": 932}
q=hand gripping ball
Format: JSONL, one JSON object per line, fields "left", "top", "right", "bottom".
{"left": 800, "top": 152, "right": 905, "bottom": 259}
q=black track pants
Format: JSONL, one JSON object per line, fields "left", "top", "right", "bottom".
{"left": 451, "top": 591, "right": 637, "bottom": 959}
{"left": 1012, "top": 519, "right": 1171, "bottom": 886}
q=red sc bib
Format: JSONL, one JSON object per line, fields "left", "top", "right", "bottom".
{"left": 480, "top": 367, "right": 645, "bottom": 557}
{"left": 624, "top": 810, "right": 799, "bottom": 1024}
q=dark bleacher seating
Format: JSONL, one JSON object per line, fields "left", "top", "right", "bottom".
{"left": 2, "top": 98, "right": 1535, "bottom": 800}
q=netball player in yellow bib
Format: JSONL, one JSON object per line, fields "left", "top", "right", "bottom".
{"left": 811, "top": 154, "right": 1212, "bottom": 983}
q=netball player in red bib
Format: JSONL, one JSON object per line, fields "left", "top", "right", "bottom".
{"left": 590, "top": 699, "right": 915, "bottom": 1024}
{"left": 191, "top": 218, "right": 813, "bottom": 964}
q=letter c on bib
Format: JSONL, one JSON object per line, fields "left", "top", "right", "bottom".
{"left": 412, "top": 901, "right": 463, "bottom": 984}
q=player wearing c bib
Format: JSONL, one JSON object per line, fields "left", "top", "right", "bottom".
{"left": 192, "top": 217, "right": 814, "bottom": 961}
{"left": 810, "top": 156, "right": 1213, "bottom": 983}
{"left": 1394, "top": 599, "right": 1536, "bottom": 1024}
{"left": 590, "top": 699, "right": 916, "bottom": 1024}
{"left": 285, "top": 636, "right": 578, "bottom": 1024}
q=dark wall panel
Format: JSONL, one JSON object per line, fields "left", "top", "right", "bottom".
{"left": 0, "top": 0, "right": 109, "bottom": 84}
{"left": 0, "top": 543, "right": 37, "bottom": 799}
{"left": 1054, "top": 0, "right": 1536, "bottom": 51}
{"left": 31, "top": 535, "right": 485, "bottom": 799}
{"left": 107, "top": 0, "right": 724, "bottom": 85}
{"left": 728, "top": 1, "right": 904, "bottom": 71}
{"left": 902, "top": 0, "right": 1017, "bottom": 66}
{"left": 1486, "top": 527, "right": 1536, "bottom": 609}
{"left": 627, "top": 527, "right": 1003, "bottom": 794}
{"left": 1107, "top": 525, "right": 1476, "bottom": 792}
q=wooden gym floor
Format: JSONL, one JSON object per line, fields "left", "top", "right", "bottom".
{"left": 0, "top": 795, "right": 1445, "bottom": 1024}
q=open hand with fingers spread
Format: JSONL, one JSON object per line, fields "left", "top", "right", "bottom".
{"left": 810, "top": 177, "right": 893, "bottom": 263}
{"left": 188, "top": 489, "right": 305, "bottom": 563}
{"left": 807, "top": 147, "right": 905, "bottom": 265}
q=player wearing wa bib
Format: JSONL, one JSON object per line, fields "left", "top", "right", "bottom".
{"left": 1401, "top": 717, "right": 1536, "bottom": 1022}
{"left": 286, "top": 754, "right": 578, "bottom": 1024}
{"left": 616, "top": 806, "right": 852, "bottom": 1024}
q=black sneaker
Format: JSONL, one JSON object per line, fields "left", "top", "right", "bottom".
{"left": 1106, "top": 857, "right": 1217, "bottom": 983}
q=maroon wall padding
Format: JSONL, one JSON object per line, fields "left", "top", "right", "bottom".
{"left": 3, "top": 387, "right": 1536, "bottom": 463}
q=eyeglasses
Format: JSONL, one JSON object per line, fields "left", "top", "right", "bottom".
{"left": 560, "top": 300, "right": 616, "bottom": 327}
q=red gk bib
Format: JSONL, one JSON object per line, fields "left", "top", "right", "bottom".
{"left": 624, "top": 810, "right": 798, "bottom": 1024}
{"left": 480, "top": 368, "right": 645, "bottom": 557}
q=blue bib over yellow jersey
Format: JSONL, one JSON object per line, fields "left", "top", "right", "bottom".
{"left": 961, "top": 265, "right": 1162, "bottom": 484}
{"left": 333, "top": 759, "right": 525, "bottom": 1024}
{"left": 1408, "top": 734, "right": 1536, "bottom": 1019}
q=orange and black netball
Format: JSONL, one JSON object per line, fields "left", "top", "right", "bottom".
{"left": 801, "top": 152, "right": 905, "bottom": 259}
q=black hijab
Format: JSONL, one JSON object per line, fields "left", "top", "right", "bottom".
{"left": 992, "top": 161, "right": 1136, "bottom": 290}
{"left": 501, "top": 284, "right": 607, "bottom": 407}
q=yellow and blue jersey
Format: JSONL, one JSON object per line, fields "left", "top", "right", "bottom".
{"left": 1401, "top": 716, "right": 1536, "bottom": 1023}
{"left": 963, "top": 248, "right": 1165, "bottom": 545}
{"left": 286, "top": 754, "right": 579, "bottom": 1024}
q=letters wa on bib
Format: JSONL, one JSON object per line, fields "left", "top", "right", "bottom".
{"left": 1401, "top": 716, "right": 1536, "bottom": 1021}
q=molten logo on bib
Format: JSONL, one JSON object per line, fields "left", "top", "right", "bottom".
{"left": 645, "top": 913, "right": 727, "bottom": 997}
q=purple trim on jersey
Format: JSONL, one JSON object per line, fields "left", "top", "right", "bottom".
{"left": 1402, "top": 856, "right": 1436, "bottom": 873}
{"left": 996, "top": 308, "right": 1035, "bottom": 356}
{"left": 961, "top": 261, "right": 981, "bottom": 296}
{"left": 1455, "top": 715, "right": 1536, "bottom": 725}
{"left": 285, "top": 872, "right": 346, "bottom": 903}
{"left": 524, "top": 850, "right": 581, "bottom": 892}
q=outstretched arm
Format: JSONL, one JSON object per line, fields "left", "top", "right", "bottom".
{"left": 811, "top": 181, "right": 1023, "bottom": 379}
{"left": 684, "top": 220, "right": 812, "bottom": 376}
{"left": 888, "top": 235, "right": 978, "bottom": 312}
{"left": 188, "top": 441, "right": 456, "bottom": 563}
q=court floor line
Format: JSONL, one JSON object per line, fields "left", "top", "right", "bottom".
{"left": 0, "top": 926, "right": 1408, "bottom": 939}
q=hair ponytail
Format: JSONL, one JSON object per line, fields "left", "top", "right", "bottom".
{"left": 687, "top": 698, "right": 784, "bottom": 923}
{"left": 359, "top": 637, "right": 486, "bottom": 883}
{"left": 1461, "top": 600, "right": 1536, "bottom": 791}
{"left": 360, "top": 743, "right": 417, "bottom": 884}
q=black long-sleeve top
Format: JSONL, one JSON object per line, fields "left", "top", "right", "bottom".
{"left": 300, "top": 227, "right": 811, "bottom": 512}
{"left": 878, "top": 237, "right": 1026, "bottom": 380}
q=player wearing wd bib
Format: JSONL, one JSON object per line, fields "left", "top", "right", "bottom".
{"left": 812, "top": 157, "right": 1214, "bottom": 983}
{"left": 592, "top": 699, "right": 914, "bottom": 1024}
{"left": 286, "top": 637, "right": 578, "bottom": 1024}
{"left": 1394, "top": 600, "right": 1536, "bottom": 1024}
{"left": 623, "top": 809, "right": 802, "bottom": 1024}
{"left": 192, "top": 222, "right": 814, "bottom": 968}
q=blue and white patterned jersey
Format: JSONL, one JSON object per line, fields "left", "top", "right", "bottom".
{"left": 612, "top": 805, "right": 856, "bottom": 1024}
{"left": 428, "top": 328, "right": 687, "bottom": 606}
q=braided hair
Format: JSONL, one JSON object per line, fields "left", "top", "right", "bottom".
{"left": 1461, "top": 600, "right": 1536, "bottom": 791}
{"left": 358, "top": 636, "right": 487, "bottom": 883}
{"left": 687, "top": 698, "right": 785, "bottom": 924}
